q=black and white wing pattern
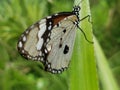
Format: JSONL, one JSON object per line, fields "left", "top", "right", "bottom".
{"left": 17, "top": 6, "right": 80, "bottom": 74}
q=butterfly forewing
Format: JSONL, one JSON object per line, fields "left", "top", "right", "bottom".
{"left": 18, "top": 18, "right": 51, "bottom": 61}
{"left": 45, "top": 15, "right": 77, "bottom": 73}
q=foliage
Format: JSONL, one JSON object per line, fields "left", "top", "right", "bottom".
{"left": 0, "top": 0, "right": 120, "bottom": 90}
{"left": 91, "top": 0, "right": 120, "bottom": 89}
{"left": 69, "top": 0, "right": 98, "bottom": 90}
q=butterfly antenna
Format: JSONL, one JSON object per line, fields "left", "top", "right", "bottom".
{"left": 77, "top": 25, "right": 93, "bottom": 44}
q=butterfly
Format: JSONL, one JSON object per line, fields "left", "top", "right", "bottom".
{"left": 17, "top": 4, "right": 92, "bottom": 74}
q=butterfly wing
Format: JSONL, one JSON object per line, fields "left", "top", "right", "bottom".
{"left": 17, "top": 18, "right": 51, "bottom": 63}
{"left": 17, "top": 13, "right": 78, "bottom": 74}
{"left": 45, "top": 15, "right": 78, "bottom": 73}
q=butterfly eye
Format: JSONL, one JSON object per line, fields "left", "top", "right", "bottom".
{"left": 73, "top": 6, "right": 80, "bottom": 12}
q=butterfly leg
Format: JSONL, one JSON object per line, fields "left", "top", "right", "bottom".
{"left": 77, "top": 25, "right": 93, "bottom": 44}
{"left": 79, "top": 15, "right": 92, "bottom": 24}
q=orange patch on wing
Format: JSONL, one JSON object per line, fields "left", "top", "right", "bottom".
{"left": 53, "top": 15, "right": 69, "bottom": 25}
{"left": 67, "top": 15, "right": 78, "bottom": 22}
{"left": 53, "top": 15, "right": 78, "bottom": 26}
{"left": 71, "top": 15, "right": 78, "bottom": 21}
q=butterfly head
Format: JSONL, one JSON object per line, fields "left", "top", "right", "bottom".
{"left": 72, "top": 5, "right": 81, "bottom": 22}
{"left": 72, "top": 6, "right": 81, "bottom": 15}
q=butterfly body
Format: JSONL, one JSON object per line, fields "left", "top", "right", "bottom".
{"left": 17, "top": 6, "right": 81, "bottom": 74}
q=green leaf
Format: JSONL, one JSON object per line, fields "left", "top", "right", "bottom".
{"left": 69, "top": 0, "right": 99, "bottom": 90}
{"left": 94, "top": 36, "right": 119, "bottom": 90}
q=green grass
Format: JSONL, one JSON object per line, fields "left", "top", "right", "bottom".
{"left": 94, "top": 36, "right": 119, "bottom": 90}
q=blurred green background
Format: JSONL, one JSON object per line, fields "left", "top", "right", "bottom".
{"left": 0, "top": 0, "right": 120, "bottom": 90}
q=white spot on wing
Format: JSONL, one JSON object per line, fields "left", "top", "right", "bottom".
{"left": 54, "top": 13, "right": 58, "bottom": 16}
{"left": 23, "top": 36, "right": 26, "bottom": 42}
{"left": 18, "top": 41, "right": 22, "bottom": 48}
{"left": 64, "top": 18, "right": 67, "bottom": 20}
{"left": 54, "top": 25, "right": 57, "bottom": 28}
{"left": 47, "top": 16, "right": 52, "bottom": 19}
{"left": 36, "top": 22, "right": 46, "bottom": 50}
{"left": 47, "top": 45, "right": 51, "bottom": 52}
{"left": 58, "top": 22, "right": 61, "bottom": 26}
{"left": 45, "top": 49, "right": 48, "bottom": 53}
{"left": 36, "top": 39, "right": 43, "bottom": 50}
{"left": 22, "top": 50, "right": 25, "bottom": 53}
{"left": 58, "top": 71, "right": 61, "bottom": 73}
{"left": 52, "top": 70, "right": 55, "bottom": 73}
{"left": 49, "top": 21, "right": 52, "bottom": 25}
{"left": 38, "top": 57, "right": 41, "bottom": 60}
{"left": 48, "top": 25, "right": 52, "bottom": 30}
{"left": 47, "top": 64, "right": 51, "bottom": 68}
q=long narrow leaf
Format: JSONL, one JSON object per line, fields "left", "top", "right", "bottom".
{"left": 69, "top": 0, "right": 99, "bottom": 90}
{"left": 94, "top": 36, "right": 119, "bottom": 90}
